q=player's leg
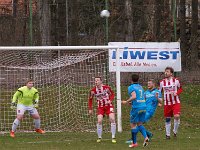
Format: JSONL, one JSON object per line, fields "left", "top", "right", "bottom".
{"left": 30, "top": 107, "right": 45, "bottom": 134}
{"left": 173, "top": 103, "right": 181, "bottom": 137}
{"left": 108, "top": 112, "right": 116, "bottom": 143}
{"left": 137, "top": 110, "right": 149, "bottom": 147}
{"left": 144, "top": 111, "right": 154, "bottom": 140}
{"left": 10, "top": 104, "right": 25, "bottom": 138}
{"left": 129, "top": 109, "right": 139, "bottom": 148}
{"left": 129, "top": 123, "right": 139, "bottom": 148}
{"left": 164, "top": 105, "right": 173, "bottom": 139}
{"left": 96, "top": 114, "right": 103, "bottom": 142}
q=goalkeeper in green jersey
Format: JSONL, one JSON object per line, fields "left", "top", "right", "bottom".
{"left": 10, "top": 80, "right": 45, "bottom": 138}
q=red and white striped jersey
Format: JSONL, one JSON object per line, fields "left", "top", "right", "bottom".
{"left": 88, "top": 85, "right": 114, "bottom": 109}
{"left": 159, "top": 77, "right": 182, "bottom": 106}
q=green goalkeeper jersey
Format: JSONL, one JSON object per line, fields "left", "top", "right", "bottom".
{"left": 12, "top": 86, "right": 39, "bottom": 106}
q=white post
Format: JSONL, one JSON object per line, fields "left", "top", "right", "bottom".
{"left": 58, "top": 49, "right": 61, "bottom": 124}
{"left": 116, "top": 48, "right": 122, "bottom": 132}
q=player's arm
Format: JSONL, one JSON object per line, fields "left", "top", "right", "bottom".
{"left": 122, "top": 91, "right": 136, "bottom": 105}
{"left": 159, "top": 81, "right": 163, "bottom": 93}
{"left": 33, "top": 90, "right": 39, "bottom": 108}
{"left": 12, "top": 90, "right": 22, "bottom": 103}
{"left": 176, "top": 79, "right": 183, "bottom": 95}
{"left": 108, "top": 86, "right": 115, "bottom": 101}
{"left": 173, "top": 79, "right": 183, "bottom": 96}
{"left": 88, "top": 90, "right": 94, "bottom": 115}
{"left": 11, "top": 89, "right": 22, "bottom": 109}
{"left": 156, "top": 92, "right": 162, "bottom": 104}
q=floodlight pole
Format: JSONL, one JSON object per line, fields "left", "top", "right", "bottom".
{"left": 105, "top": 0, "right": 109, "bottom": 44}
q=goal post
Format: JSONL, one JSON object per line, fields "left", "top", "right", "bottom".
{"left": 0, "top": 46, "right": 122, "bottom": 132}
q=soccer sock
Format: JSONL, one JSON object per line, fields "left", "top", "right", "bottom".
{"left": 97, "top": 124, "right": 102, "bottom": 139}
{"left": 146, "top": 130, "right": 152, "bottom": 137}
{"left": 137, "top": 125, "right": 147, "bottom": 139}
{"left": 111, "top": 123, "right": 116, "bottom": 139}
{"left": 12, "top": 118, "right": 20, "bottom": 132}
{"left": 131, "top": 127, "right": 139, "bottom": 144}
{"left": 34, "top": 119, "right": 41, "bottom": 129}
{"left": 165, "top": 118, "right": 171, "bottom": 136}
{"left": 173, "top": 119, "right": 180, "bottom": 134}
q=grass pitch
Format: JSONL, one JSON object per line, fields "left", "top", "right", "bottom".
{"left": 0, "top": 129, "right": 199, "bottom": 150}
{"left": 0, "top": 84, "right": 199, "bottom": 150}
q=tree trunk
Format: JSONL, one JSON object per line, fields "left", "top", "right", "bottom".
{"left": 125, "top": 0, "right": 133, "bottom": 41}
{"left": 153, "top": 0, "right": 162, "bottom": 41}
{"left": 190, "top": 0, "right": 199, "bottom": 70}
{"left": 38, "top": 0, "right": 51, "bottom": 46}
{"left": 179, "top": 0, "right": 187, "bottom": 69}
{"left": 70, "top": 0, "right": 79, "bottom": 45}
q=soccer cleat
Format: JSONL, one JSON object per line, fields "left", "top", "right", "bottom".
{"left": 129, "top": 143, "right": 138, "bottom": 148}
{"left": 173, "top": 133, "right": 177, "bottom": 137}
{"left": 35, "top": 129, "right": 45, "bottom": 134}
{"left": 112, "top": 138, "right": 117, "bottom": 143}
{"left": 96, "top": 138, "right": 102, "bottom": 143}
{"left": 147, "top": 133, "right": 153, "bottom": 141}
{"left": 125, "top": 139, "right": 133, "bottom": 144}
{"left": 10, "top": 131, "right": 15, "bottom": 138}
{"left": 143, "top": 138, "right": 149, "bottom": 147}
{"left": 166, "top": 135, "right": 170, "bottom": 139}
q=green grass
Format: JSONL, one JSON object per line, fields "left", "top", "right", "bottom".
{"left": 0, "top": 84, "right": 199, "bottom": 150}
{"left": 0, "top": 129, "right": 199, "bottom": 150}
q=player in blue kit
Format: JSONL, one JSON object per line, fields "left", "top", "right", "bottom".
{"left": 144, "top": 79, "right": 162, "bottom": 138}
{"left": 126, "top": 79, "right": 162, "bottom": 144}
{"left": 122, "top": 74, "right": 149, "bottom": 148}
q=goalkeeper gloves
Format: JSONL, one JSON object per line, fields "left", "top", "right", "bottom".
{"left": 10, "top": 102, "right": 17, "bottom": 110}
{"left": 34, "top": 100, "right": 39, "bottom": 108}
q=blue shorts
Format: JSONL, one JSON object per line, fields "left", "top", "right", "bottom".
{"left": 145, "top": 111, "right": 154, "bottom": 122}
{"left": 130, "top": 107, "right": 146, "bottom": 123}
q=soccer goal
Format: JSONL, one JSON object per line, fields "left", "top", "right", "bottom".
{"left": 0, "top": 46, "right": 122, "bottom": 132}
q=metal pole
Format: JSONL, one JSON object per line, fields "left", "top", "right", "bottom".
{"left": 66, "top": 0, "right": 69, "bottom": 45}
{"left": 173, "top": 0, "right": 177, "bottom": 77}
{"left": 116, "top": 48, "right": 122, "bottom": 132}
{"left": 105, "top": 0, "right": 109, "bottom": 44}
{"left": 58, "top": 44, "right": 61, "bottom": 124}
{"left": 29, "top": 0, "right": 33, "bottom": 46}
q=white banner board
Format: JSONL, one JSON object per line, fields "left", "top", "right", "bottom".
{"left": 108, "top": 42, "right": 181, "bottom": 72}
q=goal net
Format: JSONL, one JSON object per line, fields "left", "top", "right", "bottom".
{"left": 0, "top": 46, "right": 119, "bottom": 132}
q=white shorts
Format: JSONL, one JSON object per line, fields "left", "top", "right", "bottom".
{"left": 17, "top": 104, "right": 38, "bottom": 115}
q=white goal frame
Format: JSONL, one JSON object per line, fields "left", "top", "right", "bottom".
{"left": 0, "top": 46, "right": 122, "bottom": 132}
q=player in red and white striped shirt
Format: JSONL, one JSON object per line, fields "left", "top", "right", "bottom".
{"left": 159, "top": 67, "right": 183, "bottom": 139}
{"left": 88, "top": 77, "right": 116, "bottom": 143}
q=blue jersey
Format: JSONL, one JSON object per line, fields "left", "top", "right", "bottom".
{"left": 144, "top": 88, "right": 162, "bottom": 113}
{"left": 128, "top": 83, "right": 146, "bottom": 109}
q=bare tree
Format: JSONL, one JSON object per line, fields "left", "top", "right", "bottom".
{"left": 179, "top": 0, "right": 187, "bottom": 69}
{"left": 38, "top": 0, "right": 51, "bottom": 45}
{"left": 125, "top": 0, "right": 133, "bottom": 41}
{"left": 70, "top": 0, "right": 79, "bottom": 45}
{"left": 153, "top": 0, "right": 163, "bottom": 41}
{"left": 190, "top": 0, "right": 199, "bottom": 70}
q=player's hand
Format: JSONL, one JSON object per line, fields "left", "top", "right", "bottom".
{"left": 10, "top": 102, "right": 16, "bottom": 110}
{"left": 34, "top": 100, "right": 39, "bottom": 108}
{"left": 121, "top": 100, "right": 127, "bottom": 105}
{"left": 172, "top": 92, "right": 177, "bottom": 96}
{"left": 158, "top": 103, "right": 162, "bottom": 107}
{"left": 89, "top": 110, "right": 93, "bottom": 115}
{"left": 34, "top": 103, "right": 39, "bottom": 108}
{"left": 156, "top": 92, "right": 159, "bottom": 98}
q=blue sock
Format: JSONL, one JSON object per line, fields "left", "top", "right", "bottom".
{"left": 146, "top": 130, "right": 152, "bottom": 137}
{"left": 138, "top": 125, "right": 147, "bottom": 139}
{"left": 131, "top": 128, "right": 139, "bottom": 144}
